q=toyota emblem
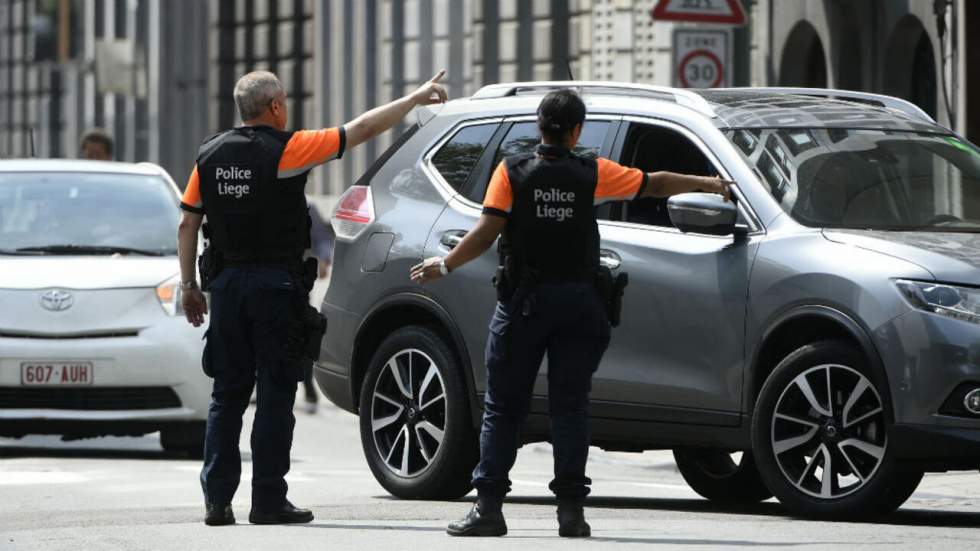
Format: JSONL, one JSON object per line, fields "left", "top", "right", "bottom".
{"left": 39, "top": 289, "right": 74, "bottom": 312}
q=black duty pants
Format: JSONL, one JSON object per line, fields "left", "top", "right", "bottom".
{"left": 199, "top": 267, "right": 301, "bottom": 510}
{"left": 471, "top": 282, "right": 611, "bottom": 500}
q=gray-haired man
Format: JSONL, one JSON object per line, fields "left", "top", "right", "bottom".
{"left": 177, "top": 69, "right": 448, "bottom": 526}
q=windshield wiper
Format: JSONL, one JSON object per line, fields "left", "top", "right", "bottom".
{"left": 876, "top": 226, "right": 980, "bottom": 233}
{"left": 14, "top": 245, "right": 168, "bottom": 256}
{"left": 0, "top": 248, "right": 45, "bottom": 255}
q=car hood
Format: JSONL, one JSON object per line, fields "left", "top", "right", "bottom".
{"left": 823, "top": 230, "right": 980, "bottom": 286}
{"left": 0, "top": 256, "right": 178, "bottom": 289}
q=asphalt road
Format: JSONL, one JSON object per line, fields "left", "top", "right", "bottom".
{"left": 1, "top": 395, "right": 978, "bottom": 551}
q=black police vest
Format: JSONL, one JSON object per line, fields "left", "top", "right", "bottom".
{"left": 197, "top": 126, "right": 311, "bottom": 264}
{"left": 500, "top": 144, "right": 599, "bottom": 282}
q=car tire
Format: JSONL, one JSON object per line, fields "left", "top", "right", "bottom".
{"left": 673, "top": 449, "right": 773, "bottom": 503}
{"left": 359, "top": 325, "right": 477, "bottom": 500}
{"left": 752, "top": 339, "right": 907, "bottom": 519}
{"left": 875, "top": 469, "right": 924, "bottom": 515}
{"left": 161, "top": 421, "right": 206, "bottom": 459}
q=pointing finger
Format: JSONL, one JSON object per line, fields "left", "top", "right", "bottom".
{"left": 430, "top": 69, "right": 446, "bottom": 84}
{"left": 433, "top": 84, "right": 448, "bottom": 103}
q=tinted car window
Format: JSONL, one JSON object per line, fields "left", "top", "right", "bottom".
{"left": 0, "top": 172, "right": 179, "bottom": 254}
{"left": 431, "top": 123, "right": 499, "bottom": 191}
{"left": 613, "top": 123, "right": 719, "bottom": 227}
{"left": 494, "top": 121, "right": 609, "bottom": 165}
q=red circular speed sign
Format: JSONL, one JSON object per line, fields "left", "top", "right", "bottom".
{"left": 679, "top": 49, "right": 723, "bottom": 88}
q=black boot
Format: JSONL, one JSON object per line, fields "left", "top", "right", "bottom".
{"left": 248, "top": 500, "right": 314, "bottom": 525}
{"left": 204, "top": 503, "right": 235, "bottom": 526}
{"left": 557, "top": 499, "right": 590, "bottom": 538}
{"left": 447, "top": 496, "right": 507, "bottom": 537}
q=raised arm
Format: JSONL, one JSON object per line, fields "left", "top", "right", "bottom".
{"left": 641, "top": 171, "right": 732, "bottom": 201}
{"left": 593, "top": 158, "right": 732, "bottom": 204}
{"left": 343, "top": 70, "right": 448, "bottom": 150}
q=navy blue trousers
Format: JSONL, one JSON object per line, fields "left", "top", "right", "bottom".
{"left": 199, "top": 267, "right": 301, "bottom": 509}
{"left": 472, "top": 282, "right": 611, "bottom": 500}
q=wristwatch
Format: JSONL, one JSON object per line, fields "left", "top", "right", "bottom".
{"left": 180, "top": 280, "right": 199, "bottom": 291}
{"left": 438, "top": 259, "right": 450, "bottom": 276}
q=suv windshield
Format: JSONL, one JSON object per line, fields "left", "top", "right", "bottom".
{"left": 0, "top": 171, "right": 179, "bottom": 254}
{"left": 729, "top": 129, "right": 980, "bottom": 231}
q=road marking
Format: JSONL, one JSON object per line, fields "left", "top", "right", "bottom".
{"left": 0, "top": 471, "right": 89, "bottom": 485}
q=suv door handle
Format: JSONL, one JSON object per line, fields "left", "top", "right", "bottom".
{"left": 440, "top": 230, "right": 468, "bottom": 250}
{"left": 599, "top": 249, "right": 622, "bottom": 270}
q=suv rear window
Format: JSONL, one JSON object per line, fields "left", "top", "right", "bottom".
{"left": 494, "top": 121, "right": 609, "bottom": 165}
{"left": 431, "top": 123, "right": 499, "bottom": 192}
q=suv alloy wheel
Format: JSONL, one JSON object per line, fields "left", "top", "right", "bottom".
{"left": 358, "top": 326, "right": 477, "bottom": 499}
{"left": 751, "top": 340, "right": 920, "bottom": 518}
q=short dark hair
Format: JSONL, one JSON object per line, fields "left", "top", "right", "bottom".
{"left": 80, "top": 129, "right": 113, "bottom": 156}
{"left": 537, "top": 89, "right": 586, "bottom": 141}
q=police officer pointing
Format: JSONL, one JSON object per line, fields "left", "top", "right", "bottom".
{"left": 411, "top": 89, "right": 731, "bottom": 538}
{"left": 178, "top": 69, "right": 447, "bottom": 526}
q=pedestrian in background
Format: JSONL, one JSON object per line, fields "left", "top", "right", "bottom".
{"left": 302, "top": 199, "right": 335, "bottom": 414}
{"left": 177, "top": 69, "right": 448, "bottom": 527}
{"left": 412, "top": 89, "right": 731, "bottom": 538}
{"left": 79, "top": 129, "right": 113, "bottom": 160}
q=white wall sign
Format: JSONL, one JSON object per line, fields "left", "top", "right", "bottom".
{"left": 672, "top": 28, "right": 732, "bottom": 89}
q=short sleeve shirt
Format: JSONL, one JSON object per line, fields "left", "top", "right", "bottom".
{"left": 180, "top": 127, "right": 346, "bottom": 213}
{"left": 483, "top": 156, "right": 646, "bottom": 217}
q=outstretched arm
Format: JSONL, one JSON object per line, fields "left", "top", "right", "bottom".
{"left": 641, "top": 172, "right": 732, "bottom": 201}
{"left": 344, "top": 70, "right": 448, "bottom": 150}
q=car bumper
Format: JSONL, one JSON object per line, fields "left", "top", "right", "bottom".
{"left": 876, "top": 310, "right": 980, "bottom": 426}
{"left": 313, "top": 302, "right": 360, "bottom": 414}
{"left": 0, "top": 316, "right": 210, "bottom": 430}
{"left": 892, "top": 422, "right": 980, "bottom": 470}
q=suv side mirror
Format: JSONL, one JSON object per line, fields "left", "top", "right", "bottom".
{"left": 667, "top": 192, "right": 738, "bottom": 236}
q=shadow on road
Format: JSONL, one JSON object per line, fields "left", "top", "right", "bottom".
{"left": 0, "top": 444, "right": 207, "bottom": 461}
{"left": 471, "top": 495, "right": 980, "bottom": 528}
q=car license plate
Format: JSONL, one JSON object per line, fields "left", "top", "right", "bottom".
{"left": 21, "top": 362, "right": 94, "bottom": 386}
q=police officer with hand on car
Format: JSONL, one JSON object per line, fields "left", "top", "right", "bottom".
{"left": 411, "top": 89, "right": 731, "bottom": 538}
{"left": 178, "top": 69, "right": 447, "bottom": 527}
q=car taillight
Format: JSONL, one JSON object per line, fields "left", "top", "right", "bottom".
{"left": 332, "top": 185, "right": 375, "bottom": 240}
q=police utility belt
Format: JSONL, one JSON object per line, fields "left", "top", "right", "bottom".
{"left": 493, "top": 262, "right": 629, "bottom": 328}
{"left": 198, "top": 223, "right": 327, "bottom": 366}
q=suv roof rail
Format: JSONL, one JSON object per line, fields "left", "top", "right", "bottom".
{"left": 470, "top": 81, "right": 717, "bottom": 118}
{"left": 724, "top": 87, "right": 936, "bottom": 123}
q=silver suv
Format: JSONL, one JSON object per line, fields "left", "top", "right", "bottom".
{"left": 316, "top": 82, "right": 980, "bottom": 518}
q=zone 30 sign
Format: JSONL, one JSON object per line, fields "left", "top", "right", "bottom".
{"left": 671, "top": 28, "right": 732, "bottom": 89}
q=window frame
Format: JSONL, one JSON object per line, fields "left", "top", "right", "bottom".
{"left": 599, "top": 116, "right": 764, "bottom": 237}
{"left": 422, "top": 117, "right": 505, "bottom": 204}
{"left": 425, "top": 114, "right": 622, "bottom": 215}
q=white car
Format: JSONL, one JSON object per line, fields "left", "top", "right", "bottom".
{"left": 0, "top": 160, "right": 210, "bottom": 456}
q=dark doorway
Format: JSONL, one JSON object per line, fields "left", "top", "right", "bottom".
{"left": 779, "top": 21, "right": 828, "bottom": 88}
{"left": 967, "top": 1, "right": 979, "bottom": 143}
{"left": 884, "top": 15, "right": 938, "bottom": 120}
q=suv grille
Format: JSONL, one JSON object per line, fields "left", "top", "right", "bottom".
{"left": 0, "top": 387, "right": 182, "bottom": 410}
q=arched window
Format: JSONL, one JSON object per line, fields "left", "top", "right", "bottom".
{"left": 779, "top": 21, "right": 828, "bottom": 88}
{"left": 883, "top": 15, "right": 937, "bottom": 119}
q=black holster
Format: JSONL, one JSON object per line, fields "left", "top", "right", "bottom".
{"left": 198, "top": 246, "right": 223, "bottom": 292}
{"left": 595, "top": 266, "right": 629, "bottom": 328}
{"left": 197, "top": 223, "right": 223, "bottom": 292}
{"left": 283, "top": 257, "right": 328, "bottom": 378}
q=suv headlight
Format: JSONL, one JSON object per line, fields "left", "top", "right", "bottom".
{"left": 895, "top": 279, "right": 980, "bottom": 325}
{"left": 155, "top": 274, "right": 184, "bottom": 317}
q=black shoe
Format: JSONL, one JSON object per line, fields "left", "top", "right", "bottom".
{"left": 204, "top": 504, "right": 235, "bottom": 526}
{"left": 447, "top": 501, "right": 507, "bottom": 537}
{"left": 248, "top": 500, "right": 314, "bottom": 525}
{"left": 557, "top": 501, "right": 591, "bottom": 538}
